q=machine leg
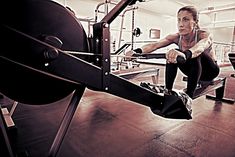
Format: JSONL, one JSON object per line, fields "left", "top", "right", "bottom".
{"left": 206, "top": 78, "right": 234, "bottom": 104}
{"left": 48, "top": 86, "right": 85, "bottom": 157}
{"left": 215, "top": 78, "right": 225, "bottom": 100}
{"left": 0, "top": 105, "right": 15, "bottom": 157}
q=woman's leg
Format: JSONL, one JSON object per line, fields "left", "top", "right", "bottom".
{"left": 165, "top": 63, "right": 178, "bottom": 91}
{"left": 166, "top": 58, "right": 202, "bottom": 98}
{"left": 200, "top": 53, "right": 220, "bottom": 81}
{"left": 179, "top": 57, "right": 202, "bottom": 98}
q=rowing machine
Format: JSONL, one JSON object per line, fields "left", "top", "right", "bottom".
{"left": 0, "top": 0, "right": 191, "bottom": 156}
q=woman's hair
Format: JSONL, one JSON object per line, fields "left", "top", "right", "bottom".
{"left": 178, "top": 6, "right": 200, "bottom": 29}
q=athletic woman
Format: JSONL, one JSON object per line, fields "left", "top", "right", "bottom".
{"left": 126, "top": 6, "right": 219, "bottom": 98}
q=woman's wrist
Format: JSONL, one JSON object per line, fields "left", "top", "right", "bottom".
{"left": 184, "top": 50, "right": 192, "bottom": 60}
{"left": 133, "top": 48, "right": 143, "bottom": 54}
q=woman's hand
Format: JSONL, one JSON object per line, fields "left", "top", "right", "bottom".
{"left": 166, "top": 49, "right": 186, "bottom": 63}
{"left": 124, "top": 50, "right": 135, "bottom": 61}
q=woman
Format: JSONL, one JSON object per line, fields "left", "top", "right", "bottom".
{"left": 126, "top": 6, "right": 220, "bottom": 98}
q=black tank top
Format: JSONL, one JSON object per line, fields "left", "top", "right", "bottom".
{"left": 178, "top": 29, "right": 212, "bottom": 55}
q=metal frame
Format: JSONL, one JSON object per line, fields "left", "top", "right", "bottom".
{"left": 183, "top": 77, "right": 235, "bottom": 104}
{"left": 48, "top": 87, "right": 85, "bottom": 157}
{"left": 205, "top": 77, "right": 234, "bottom": 104}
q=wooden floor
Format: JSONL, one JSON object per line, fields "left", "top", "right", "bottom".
{"left": 1, "top": 64, "right": 235, "bottom": 157}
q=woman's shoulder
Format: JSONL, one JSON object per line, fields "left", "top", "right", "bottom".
{"left": 197, "top": 28, "right": 211, "bottom": 35}
{"left": 165, "top": 33, "right": 180, "bottom": 43}
{"left": 197, "top": 29, "right": 212, "bottom": 39}
{"left": 166, "top": 32, "right": 180, "bottom": 38}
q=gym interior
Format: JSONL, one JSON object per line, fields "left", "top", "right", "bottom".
{"left": 1, "top": 0, "right": 235, "bottom": 157}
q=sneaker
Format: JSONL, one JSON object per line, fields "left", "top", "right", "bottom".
{"left": 140, "top": 82, "right": 162, "bottom": 94}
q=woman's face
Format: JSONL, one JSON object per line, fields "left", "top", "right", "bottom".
{"left": 177, "top": 10, "right": 196, "bottom": 36}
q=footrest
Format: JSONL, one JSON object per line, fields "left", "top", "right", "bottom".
{"left": 140, "top": 82, "right": 192, "bottom": 119}
{"left": 151, "top": 94, "right": 192, "bottom": 120}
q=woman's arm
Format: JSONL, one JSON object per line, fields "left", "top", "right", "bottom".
{"left": 141, "top": 33, "right": 179, "bottom": 54}
{"left": 189, "top": 30, "right": 213, "bottom": 58}
{"left": 125, "top": 33, "right": 178, "bottom": 60}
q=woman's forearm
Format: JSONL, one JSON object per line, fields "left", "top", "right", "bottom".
{"left": 141, "top": 42, "right": 159, "bottom": 54}
{"left": 189, "top": 35, "right": 212, "bottom": 58}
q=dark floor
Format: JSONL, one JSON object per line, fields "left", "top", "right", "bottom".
{"left": 1, "top": 64, "right": 235, "bottom": 157}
